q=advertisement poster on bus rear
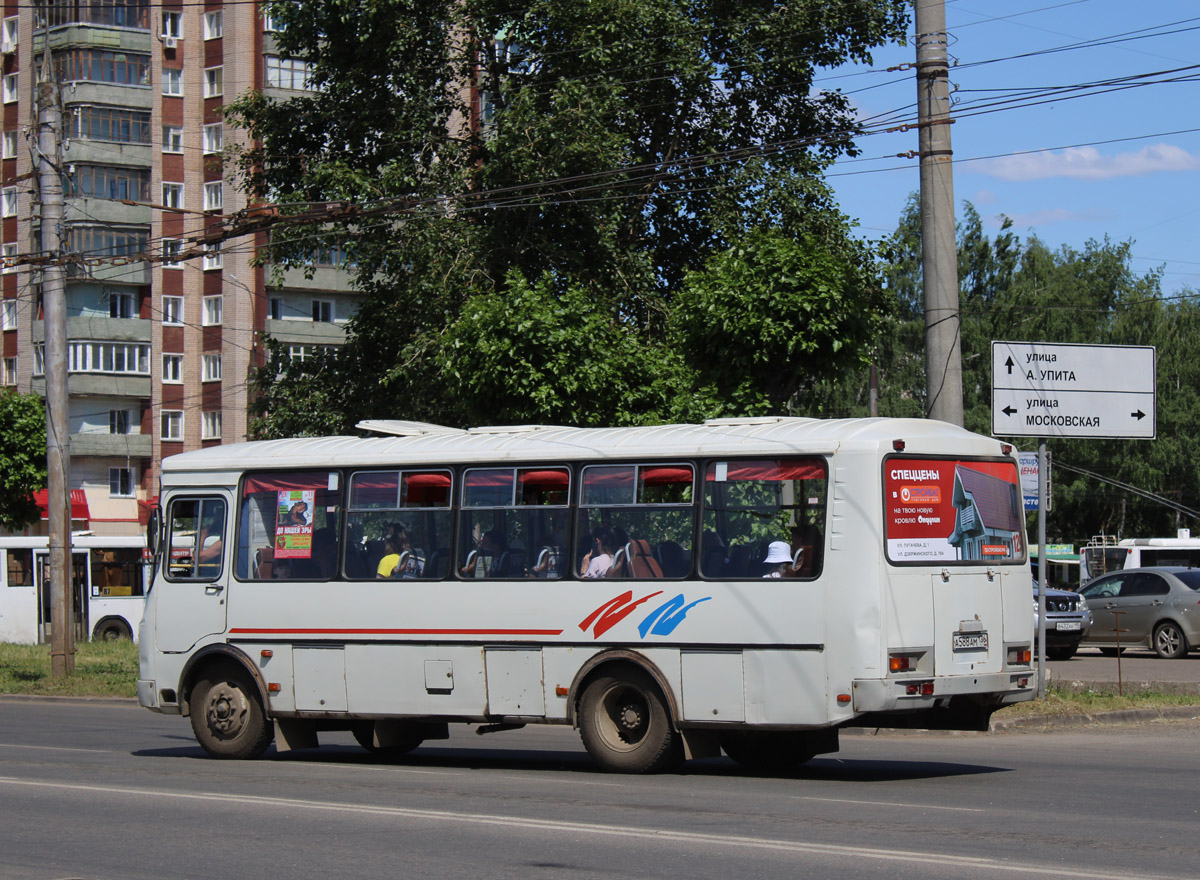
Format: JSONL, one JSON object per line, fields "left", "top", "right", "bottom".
{"left": 274, "top": 489, "right": 314, "bottom": 558}
{"left": 885, "top": 458, "right": 1024, "bottom": 563}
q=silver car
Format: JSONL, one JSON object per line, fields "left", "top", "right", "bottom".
{"left": 1078, "top": 566, "right": 1200, "bottom": 659}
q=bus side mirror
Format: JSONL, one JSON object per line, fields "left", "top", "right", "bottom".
{"left": 147, "top": 506, "right": 162, "bottom": 561}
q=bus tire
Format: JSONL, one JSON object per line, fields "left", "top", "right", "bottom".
{"left": 93, "top": 618, "right": 132, "bottom": 641}
{"left": 721, "top": 731, "right": 817, "bottom": 774}
{"left": 352, "top": 722, "right": 423, "bottom": 756}
{"left": 578, "top": 668, "right": 681, "bottom": 774}
{"left": 189, "top": 667, "right": 273, "bottom": 759}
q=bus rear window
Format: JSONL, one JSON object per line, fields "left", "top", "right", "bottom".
{"left": 884, "top": 457, "right": 1025, "bottom": 564}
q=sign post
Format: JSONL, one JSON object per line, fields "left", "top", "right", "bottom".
{"left": 992, "top": 341, "right": 1156, "bottom": 700}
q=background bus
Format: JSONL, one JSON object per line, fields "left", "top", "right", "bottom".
{"left": 1080, "top": 532, "right": 1200, "bottom": 584}
{"left": 0, "top": 535, "right": 148, "bottom": 644}
{"left": 138, "top": 417, "right": 1035, "bottom": 773}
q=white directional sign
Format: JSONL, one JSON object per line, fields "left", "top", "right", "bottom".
{"left": 991, "top": 341, "right": 1155, "bottom": 439}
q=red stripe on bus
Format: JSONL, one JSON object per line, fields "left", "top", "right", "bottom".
{"left": 227, "top": 628, "right": 565, "bottom": 636}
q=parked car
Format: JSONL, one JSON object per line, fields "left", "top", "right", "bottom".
{"left": 1078, "top": 566, "right": 1200, "bottom": 659}
{"left": 1034, "top": 583, "right": 1092, "bottom": 660}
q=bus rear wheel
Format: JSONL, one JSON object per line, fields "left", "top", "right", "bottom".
{"left": 721, "top": 731, "right": 817, "bottom": 774}
{"left": 189, "top": 667, "right": 273, "bottom": 759}
{"left": 578, "top": 669, "right": 682, "bottom": 773}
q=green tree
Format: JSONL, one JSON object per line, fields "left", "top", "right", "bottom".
{"left": 228, "top": 0, "right": 910, "bottom": 435}
{"left": 0, "top": 391, "right": 47, "bottom": 531}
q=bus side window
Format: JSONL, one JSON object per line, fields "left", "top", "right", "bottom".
{"left": 166, "top": 497, "right": 227, "bottom": 581}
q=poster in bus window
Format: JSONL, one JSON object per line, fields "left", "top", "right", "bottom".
{"left": 885, "top": 459, "right": 1024, "bottom": 563}
{"left": 274, "top": 489, "right": 314, "bottom": 559}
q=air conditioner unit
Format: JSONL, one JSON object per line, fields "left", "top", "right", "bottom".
{"left": 162, "top": 35, "right": 178, "bottom": 49}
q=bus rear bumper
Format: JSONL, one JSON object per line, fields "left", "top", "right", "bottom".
{"left": 849, "top": 672, "right": 1035, "bottom": 729}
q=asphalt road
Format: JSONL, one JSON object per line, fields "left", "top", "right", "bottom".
{"left": 1049, "top": 646, "right": 1200, "bottom": 686}
{"left": 2, "top": 698, "right": 1199, "bottom": 880}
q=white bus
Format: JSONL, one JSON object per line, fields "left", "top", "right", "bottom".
{"left": 137, "top": 417, "right": 1035, "bottom": 773}
{"left": 0, "top": 534, "right": 148, "bottom": 644}
{"left": 1080, "top": 533, "right": 1200, "bottom": 584}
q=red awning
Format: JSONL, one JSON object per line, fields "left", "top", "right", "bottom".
{"left": 35, "top": 489, "right": 90, "bottom": 521}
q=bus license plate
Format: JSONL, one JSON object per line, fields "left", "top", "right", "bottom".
{"left": 952, "top": 631, "right": 988, "bottom": 652}
{"left": 1056, "top": 621, "right": 1082, "bottom": 631}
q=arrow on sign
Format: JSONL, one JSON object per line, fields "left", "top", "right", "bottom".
{"left": 1002, "top": 405, "right": 1018, "bottom": 416}
{"left": 1132, "top": 409, "right": 1146, "bottom": 420}
{"left": 1005, "top": 356, "right": 1015, "bottom": 374}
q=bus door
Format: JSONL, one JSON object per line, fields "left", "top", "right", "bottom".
{"left": 34, "top": 550, "right": 89, "bottom": 644}
{"left": 156, "top": 494, "right": 231, "bottom": 653}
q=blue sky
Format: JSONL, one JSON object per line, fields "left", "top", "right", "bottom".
{"left": 824, "top": 0, "right": 1200, "bottom": 294}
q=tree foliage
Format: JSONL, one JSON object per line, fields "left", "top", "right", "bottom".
{"left": 229, "top": 0, "right": 909, "bottom": 434}
{"left": 0, "top": 392, "right": 47, "bottom": 532}
{"left": 813, "top": 194, "right": 1200, "bottom": 542}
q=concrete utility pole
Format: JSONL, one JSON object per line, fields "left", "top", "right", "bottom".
{"left": 914, "top": 0, "right": 963, "bottom": 426}
{"left": 37, "top": 32, "right": 74, "bottom": 676}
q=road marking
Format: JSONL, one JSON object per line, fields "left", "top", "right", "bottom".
{"left": 790, "top": 795, "right": 984, "bottom": 812}
{"left": 0, "top": 743, "right": 112, "bottom": 755}
{"left": 0, "top": 776, "right": 1183, "bottom": 880}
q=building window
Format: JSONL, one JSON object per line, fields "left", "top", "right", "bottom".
{"left": 54, "top": 49, "right": 150, "bottom": 86}
{"left": 161, "top": 182, "right": 183, "bottom": 210}
{"left": 161, "top": 11, "right": 182, "bottom": 38}
{"left": 162, "top": 239, "right": 182, "bottom": 267}
{"left": 161, "top": 410, "right": 183, "bottom": 442}
{"left": 2, "top": 356, "right": 15, "bottom": 385}
{"left": 108, "top": 291, "right": 135, "bottom": 319}
{"left": 72, "top": 164, "right": 151, "bottom": 201}
{"left": 109, "top": 409, "right": 130, "bottom": 434}
{"left": 202, "top": 243, "right": 222, "bottom": 271}
{"left": 74, "top": 106, "right": 151, "bottom": 144}
{"left": 203, "top": 11, "right": 222, "bottom": 39}
{"left": 162, "top": 67, "right": 182, "bottom": 96}
{"left": 264, "top": 55, "right": 314, "bottom": 91}
{"left": 1, "top": 243, "right": 14, "bottom": 274}
{"left": 202, "top": 410, "right": 222, "bottom": 440}
{"left": 312, "top": 300, "right": 333, "bottom": 323}
{"left": 262, "top": 11, "right": 281, "bottom": 32}
{"left": 269, "top": 297, "right": 283, "bottom": 320}
{"left": 162, "top": 125, "right": 183, "bottom": 153}
{"left": 1, "top": 17, "right": 16, "bottom": 53}
{"left": 1, "top": 130, "right": 16, "bottom": 160}
{"left": 202, "top": 295, "right": 223, "bottom": 326}
{"left": 162, "top": 295, "right": 183, "bottom": 325}
{"left": 203, "top": 182, "right": 223, "bottom": 212}
{"left": 33, "top": 344, "right": 44, "bottom": 376}
{"left": 1, "top": 186, "right": 15, "bottom": 217}
{"left": 162, "top": 353, "right": 182, "bottom": 383}
{"left": 0, "top": 299, "right": 15, "bottom": 330}
{"left": 67, "top": 342, "right": 150, "bottom": 375}
{"left": 202, "top": 354, "right": 222, "bottom": 382}
{"left": 2, "top": 74, "right": 17, "bottom": 104}
{"left": 109, "top": 467, "right": 134, "bottom": 498}
{"left": 288, "top": 344, "right": 328, "bottom": 362}
{"left": 67, "top": 225, "right": 148, "bottom": 258}
{"left": 38, "top": 2, "right": 147, "bottom": 28}
{"left": 203, "top": 66, "right": 222, "bottom": 98}
{"left": 202, "top": 123, "right": 223, "bottom": 154}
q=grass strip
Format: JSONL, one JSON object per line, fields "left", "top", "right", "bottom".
{"left": 0, "top": 640, "right": 138, "bottom": 697}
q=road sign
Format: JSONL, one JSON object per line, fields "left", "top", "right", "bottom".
{"left": 992, "top": 341, "right": 1155, "bottom": 439}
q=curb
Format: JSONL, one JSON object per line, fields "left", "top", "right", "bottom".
{"left": 0, "top": 694, "right": 138, "bottom": 706}
{"left": 989, "top": 703, "right": 1200, "bottom": 731}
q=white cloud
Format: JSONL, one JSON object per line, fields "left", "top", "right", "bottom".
{"left": 974, "top": 144, "right": 1200, "bottom": 182}
{"left": 972, "top": 189, "right": 998, "bottom": 205}
{"left": 1002, "top": 208, "right": 1112, "bottom": 228}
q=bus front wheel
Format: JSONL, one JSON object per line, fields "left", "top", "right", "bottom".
{"left": 189, "top": 667, "right": 273, "bottom": 759}
{"left": 578, "top": 669, "right": 682, "bottom": 773}
{"left": 93, "top": 618, "right": 132, "bottom": 641}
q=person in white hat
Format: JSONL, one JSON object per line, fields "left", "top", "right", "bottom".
{"left": 762, "top": 540, "right": 792, "bottom": 578}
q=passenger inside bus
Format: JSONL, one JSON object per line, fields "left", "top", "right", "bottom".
{"left": 580, "top": 527, "right": 617, "bottom": 578}
{"left": 762, "top": 541, "right": 792, "bottom": 578}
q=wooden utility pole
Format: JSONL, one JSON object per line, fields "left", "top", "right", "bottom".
{"left": 914, "top": 0, "right": 963, "bottom": 426}
{"left": 37, "top": 25, "right": 74, "bottom": 676}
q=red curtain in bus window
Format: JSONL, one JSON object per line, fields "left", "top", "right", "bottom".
{"left": 402, "top": 471, "right": 452, "bottom": 506}
{"left": 706, "top": 460, "right": 826, "bottom": 482}
{"left": 243, "top": 471, "right": 336, "bottom": 496}
{"left": 518, "top": 469, "right": 570, "bottom": 489}
{"left": 640, "top": 465, "right": 694, "bottom": 485}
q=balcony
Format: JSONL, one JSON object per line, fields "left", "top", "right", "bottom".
{"left": 69, "top": 432, "right": 151, "bottom": 458}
